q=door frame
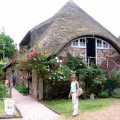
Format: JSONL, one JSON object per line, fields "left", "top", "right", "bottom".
{"left": 85, "top": 37, "right": 97, "bottom": 65}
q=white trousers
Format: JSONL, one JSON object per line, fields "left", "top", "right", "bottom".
{"left": 72, "top": 92, "right": 79, "bottom": 115}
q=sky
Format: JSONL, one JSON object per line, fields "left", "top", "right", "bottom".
{"left": 0, "top": 0, "right": 120, "bottom": 48}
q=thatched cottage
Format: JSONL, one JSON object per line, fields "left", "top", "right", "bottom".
{"left": 16, "top": 0, "right": 120, "bottom": 100}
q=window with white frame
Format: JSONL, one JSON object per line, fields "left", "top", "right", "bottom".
{"left": 72, "top": 39, "right": 79, "bottom": 46}
{"left": 97, "top": 39, "right": 102, "bottom": 47}
{"left": 97, "top": 39, "right": 109, "bottom": 49}
{"left": 103, "top": 41, "right": 108, "bottom": 48}
{"left": 72, "top": 38, "right": 86, "bottom": 48}
{"left": 80, "top": 38, "right": 85, "bottom": 46}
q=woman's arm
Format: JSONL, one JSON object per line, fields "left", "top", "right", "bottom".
{"left": 77, "top": 81, "right": 80, "bottom": 89}
{"left": 76, "top": 81, "right": 80, "bottom": 97}
{"left": 68, "top": 89, "right": 72, "bottom": 98}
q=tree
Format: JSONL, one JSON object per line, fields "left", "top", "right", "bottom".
{"left": 0, "top": 32, "right": 17, "bottom": 59}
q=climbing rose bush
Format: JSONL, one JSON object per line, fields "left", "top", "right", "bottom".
{"left": 12, "top": 46, "right": 73, "bottom": 84}
{"left": 16, "top": 47, "right": 49, "bottom": 76}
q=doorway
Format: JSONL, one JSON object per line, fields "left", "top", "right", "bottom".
{"left": 86, "top": 38, "right": 96, "bottom": 65}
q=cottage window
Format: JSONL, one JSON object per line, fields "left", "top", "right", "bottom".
{"left": 97, "top": 39, "right": 102, "bottom": 47}
{"left": 72, "top": 40, "right": 79, "bottom": 46}
{"left": 103, "top": 41, "right": 109, "bottom": 48}
{"left": 97, "top": 39, "right": 109, "bottom": 49}
{"left": 72, "top": 38, "right": 86, "bottom": 48}
{"left": 80, "top": 38, "right": 85, "bottom": 46}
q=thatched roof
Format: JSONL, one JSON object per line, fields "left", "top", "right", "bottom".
{"left": 20, "top": 0, "right": 120, "bottom": 55}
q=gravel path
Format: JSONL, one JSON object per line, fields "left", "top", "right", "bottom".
{"left": 62, "top": 101, "right": 120, "bottom": 120}
{"left": 11, "top": 88, "right": 60, "bottom": 120}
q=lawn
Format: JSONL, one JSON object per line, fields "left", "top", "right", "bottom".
{"left": 0, "top": 100, "right": 21, "bottom": 118}
{"left": 0, "top": 100, "right": 5, "bottom": 117}
{"left": 44, "top": 98, "right": 120, "bottom": 116}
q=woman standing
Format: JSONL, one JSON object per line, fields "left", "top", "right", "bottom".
{"left": 68, "top": 74, "right": 80, "bottom": 116}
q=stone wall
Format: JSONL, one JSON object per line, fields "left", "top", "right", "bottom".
{"left": 58, "top": 42, "right": 86, "bottom": 59}
{"left": 6, "top": 67, "right": 12, "bottom": 82}
{"left": 14, "top": 69, "right": 43, "bottom": 100}
{"left": 57, "top": 42, "right": 119, "bottom": 66}
{"left": 97, "top": 45, "right": 120, "bottom": 65}
{"left": 31, "top": 70, "right": 38, "bottom": 99}
{"left": 15, "top": 70, "right": 24, "bottom": 85}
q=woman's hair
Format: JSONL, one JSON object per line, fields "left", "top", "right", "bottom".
{"left": 71, "top": 74, "right": 77, "bottom": 80}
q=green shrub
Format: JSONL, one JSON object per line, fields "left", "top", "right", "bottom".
{"left": 43, "top": 56, "right": 73, "bottom": 100}
{"left": 66, "top": 53, "right": 107, "bottom": 98}
{"left": 112, "top": 88, "right": 120, "bottom": 98}
{"left": 112, "top": 70, "right": 120, "bottom": 81}
{"left": 16, "top": 84, "right": 28, "bottom": 94}
{"left": 104, "top": 70, "right": 120, "bottom": 96}
{"left": 44, "top": 80, "right": 70, "bottom": 100}
{"left": 0, "top": 80, "right": 7, "bottom": 98}
{"left": 98, "top": 90, "right": 109, "bottom": 98}
{"left": 104, "top": 79, "right": 117, "bottom": 96}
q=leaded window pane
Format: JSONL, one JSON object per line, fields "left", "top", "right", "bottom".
{"left": 73, "top": 40, "right": 78, "bottom": 46}
{"left": 97, "top": 39, "right": 102, "bottom": 47}
{"left": 80, "top": 38, "right": 85, "bottom": 46}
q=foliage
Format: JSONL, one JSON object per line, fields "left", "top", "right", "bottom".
{"left": 16, "top": 84, "right": 28, "bottom": 94}
{"left": 0, "top": 62, "right": 4, "bottom": 75}
{"left": 44, "top": 80, "right": 71, "bottom": 100}
{"left": 44, "top": 98, "right": 120, "bottom": 116}
{"left": 14, "top": 46, "right": 49, "bottom": 78}
{"left": 0, "top": 32, "right": 17, "bottom": 59}
{"left": 66, "top": 53, "right": 87, "bottom": 76}
{"left": 104, "top": 79, "right": 117, "bottom": 96}
{"left": 44, "top": 57, "right": 73, "bottom": 99}
{"left": 56, "top": 65, "right": 73, "bottom": 81}
{"left": 112, "top": 88, "right": 120, "bottom": 98}
{"left": 0, "top": 81, "right": 7, "bottom": 98}
{"left": 0, "top": 61, "right": 6, "bottom": 80}
{"left": 48, "top": 57, "right": 73, "bottom": 81}
{"left": 111, "top": 70, "right": 120, "bottom": 82}
{"left": 79, "top": 67, "right": 107, "bottom": 94}
{"left": 104, "top": 70, "right": 120, "bottom": 96}
{"left": 66, "top": 53, "right": 107, "bottom": 98}
{"left": 13, "top": 45, "right": 74, "bottom": 99}
{"left": 98, "top": 90, "right": 109, "bottom": 98}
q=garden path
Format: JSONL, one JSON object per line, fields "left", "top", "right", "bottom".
{"left": 11, "top": 88, "right": 60, "bottom": 120}
{"left": 6, "top": 88, "right": 120, "bottom": 120}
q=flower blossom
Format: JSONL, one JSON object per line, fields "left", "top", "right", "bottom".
{"left": 43, "top": 51, "right": 48, "bottom": 55}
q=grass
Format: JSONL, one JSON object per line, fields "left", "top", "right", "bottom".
{"left": 44, "top": 98, "right": 120, "bottom": 116}
{"left": 0, "top": 100, "right": 21, "bottom": 118}
{"left": 0, "top": 100, "right": 5, "bottom": 116}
